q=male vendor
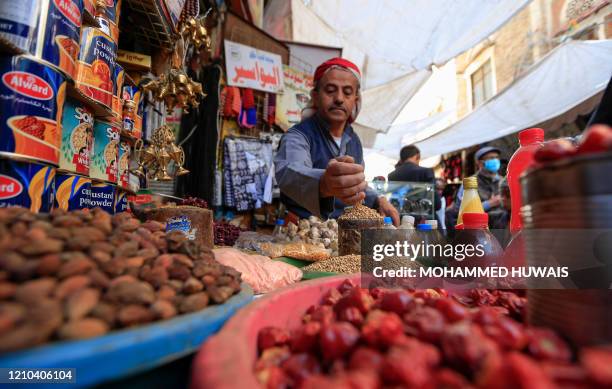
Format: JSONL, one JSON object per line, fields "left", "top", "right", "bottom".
{"left": 275, "top": 58, "right": 399, "bottom": 225}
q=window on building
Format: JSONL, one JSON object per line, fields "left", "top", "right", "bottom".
{"left": 471, "top": 59, "right": 494, "bottom": 108}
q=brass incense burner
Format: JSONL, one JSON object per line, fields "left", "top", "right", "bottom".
{"left": 132, "top": 125, "right": 189, "bottom": 181}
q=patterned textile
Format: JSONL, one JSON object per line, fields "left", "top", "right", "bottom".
{"left": 223, "top": 137, "right": 273, "bottom": 211}
{"left": 180, "top": 0, "right": 200, "bottom": 23}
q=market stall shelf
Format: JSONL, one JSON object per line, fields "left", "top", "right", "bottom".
{"left": 191, "top": 274, "right": 359, "bottom": 389}
{"left": 0, "top": 283, "right": 253, "bottom": 389}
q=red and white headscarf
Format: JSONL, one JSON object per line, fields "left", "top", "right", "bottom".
{"left": 303, "top": 57, "right": 362, "bottom": 123}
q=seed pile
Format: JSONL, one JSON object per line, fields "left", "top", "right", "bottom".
{"left": 0, "top": 207, "right": 241, "bottom": 352}
{"left": 303, "top": 255, "right": 361, "bottom": 274}
{"left": 338, "top": 203, "right": 383, "bottom": 221}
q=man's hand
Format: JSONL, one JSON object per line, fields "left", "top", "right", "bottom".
{"left": 319, "top": 156, "right": 367, "bottom": 205}
{"left": 377, "top": 196, "right": 400, "bottom": 226}
{"left": 488, "top": 194, "right": 501, "bottom": 209}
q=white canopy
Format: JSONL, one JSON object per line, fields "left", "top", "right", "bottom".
{"left": 415, "top": 39, "right": 612, "bottom": 158}
{"left": 264, "top": 0, "right": 530, "bottom": 132}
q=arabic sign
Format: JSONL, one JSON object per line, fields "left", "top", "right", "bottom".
{"left": 276, "top": 65, "right": 313, "bottom": 131}
{"left": 224, "top": 40, "right": 284, "bottom": 93}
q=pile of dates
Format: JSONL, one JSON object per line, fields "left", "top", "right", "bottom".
{"left": 255, "top": 280, "right": 612, "bottom": 388}
{"left": 0, "top": 207, "right": 241, "bottom": 352}
{"left": 180, "top": 196, "right": 209, "bottom": 209}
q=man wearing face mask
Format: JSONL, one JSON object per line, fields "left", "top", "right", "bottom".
{"left": 473, "top": 146, "right": 503, "bottom": 212}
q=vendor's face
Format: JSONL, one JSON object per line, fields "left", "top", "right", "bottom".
{"left": 312, "top": 69, "right": 359, "bottom": 126}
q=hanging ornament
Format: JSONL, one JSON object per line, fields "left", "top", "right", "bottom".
{"left": 131, "top": 125, "right": 189, "bottom": 181}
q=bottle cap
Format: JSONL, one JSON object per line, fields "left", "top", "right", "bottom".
{"left": 417, "top": 224, "right": 432, "bottom": 230}
{"left": 463, "top": 176, "right": 478, "bottom": 189}
{"left": 519, "top": 128, "right": 544, "bottom": 146}
{"left": 384, "top": 216, "right": 393, "bottom": 225}
{"left": 276, "top": 219, "right": 285, "bottom": 226}
{"left": 401, "top": 215, "right": 415, "bottom": 225}
{"left": 425, "top": 220, "right": 438, "bottom": 229}
{"left": 462, "top": 213, "right": 489, "bottom": 229}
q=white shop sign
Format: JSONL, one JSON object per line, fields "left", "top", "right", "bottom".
{"left": 224, "top": 40, "right": 284, "bottom": 93}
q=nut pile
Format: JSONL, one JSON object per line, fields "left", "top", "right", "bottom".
{"left": 255, "top": 281, "right": 612, "bottom": 388}
{"left": 0, "top": 207, "right": 241, "bottom": 352}
{"left": 338, "top": 204, "right": 384, "bottom": 256}
{"left": 282, "top": 217, "right": 338, "bottom": 256}
{"left": 338, "top": 203, "right": 383, "bottom": 221}
{"left": 302, "top": 255, "right": 361, "bottom": 274}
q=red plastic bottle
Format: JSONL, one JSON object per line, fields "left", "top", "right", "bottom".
{"left": 507, "top": 128, "right": 544, "bottom": 234}
{"left": 452, "top": 213, "right": 503, "bottom": 268}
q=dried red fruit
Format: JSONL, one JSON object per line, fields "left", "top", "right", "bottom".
{"left": 379, "top": 290, "right": 413, "bottom": 315}
{"left": 255, "top": 347, "right": 291, "bottom": 371}
{"left": 434, "top": 368, "right": 473, "bottom": 389}
{"left": 319, "top": 322, "right": 359, "bottom": 361}
{"left": 404, "top": 306, "right": 446, "bottom": 343}
{"left": 255, "top": 365, "right": 291, "bottom": 389}
{"left": 469, "top": 289, "right": 498, "bottom": 307}
{"left": 494, "top": 291, "right": 527, "bottom": 321}
{"left": 540, "top": 361, "right": 589, "bottom": 388}
{"left": 337, "top": 279, "right": 355, "bottom": 295}
{"left": 441, "top": 322, "right": 500, "bottom": 375}
{"left": 481, "top": 317, "right": 528, "bottom": 351}
{"left": 321, "top": 288, "right": 342, "bottom": 306}
{"left": 576, "top": 124, "right": 612, "bottom": 155}
{"left": 281, "top": 353, "right": 321, "bottom": 385}
{"left": 580, "top": 347, "right": 612, "bottom": 387}
{"left": 381, "top": 345, "right": 436, "bottom": 387}
{"left": 290, "top": 321, "right": 320, "bottom": 353}
{"left": 435, "top": 298, "right": 469, "bottom": 323}
{"left": 258, "top": 327, "right": 290, "bottom": 352}
{"left": 299, "top": 374, "right": 351, "bottom": 389}
{"left": 535, "top": 139, "right": 576, "bottom": 163}
{"left": 361, "top": 310, "right": 404, "bottom": 348}
{"left": 304, "top": 305, "right": 335, "bottom": 326}
{"left": 337, "top": 306, "right": 364, "bottom": 327}
{"left": 334, "top": 288, "right": 374, "bottom": 315}
{"left": 348, "top": 347, "right": 385, "bottom": 372}
{"left": 478, "top": 352, "right": 556, "bottom": 389}
{"left": 526, "top": 328, "right": 572, "bottom": 362}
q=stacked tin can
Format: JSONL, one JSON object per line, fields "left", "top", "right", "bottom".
{"left": 521, "top": 152, "right": 612, "bottom": 347}
{"left": 0, "top": 0, "right": 139, "bottom": 214}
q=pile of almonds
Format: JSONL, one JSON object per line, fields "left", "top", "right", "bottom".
{"left": 0, "top": 207, "right": 242, "bottom": 352}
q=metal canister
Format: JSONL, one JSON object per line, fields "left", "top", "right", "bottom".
{"left": 122, "top": 85, "right": 142, "bottom": 139}
{"left": 0, "top": 156, "right": 55, "bottom": 213}
{"left": 60, "top": 97, "right": 94, "bottom": 174}
{"left": 521, "top": 152, "right": 612, "bottom": 347}
{"left": 76, "top": 26, "right": 116, "bottom": 108}
{"left": 54, "top": 171, "right": 91, "bottom": 210}
{"left": 91, "top": 120, "right": 119, "bottom": 183}
{"left": 0, "top": 55, "right": 67, "bottom": 165}
{"left": 111, "top": 63, "right": 124, "bottom": 119}
{"left": 90, "top": 180, "right": 115, "bottom": 213}
{"left": 0, "top": 0, "right": 40, "bottom": 51}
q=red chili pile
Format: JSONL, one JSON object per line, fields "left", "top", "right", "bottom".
{"left": 535, "top": 124, "right": 612, "bottom": 163}
{"left": 255, "top": 280, "right": 612, "bottom": 388}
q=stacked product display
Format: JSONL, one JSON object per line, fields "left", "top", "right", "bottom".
{"left": 0, "top": 0, "right": 142, "bottom": 215}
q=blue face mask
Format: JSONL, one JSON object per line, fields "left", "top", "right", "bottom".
{"left": 483, "top": 158, "right": 501, "bottom": 173}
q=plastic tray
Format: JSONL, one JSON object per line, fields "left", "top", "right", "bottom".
{"left": 191, "top": 275, "right": 360, "bottom": 389}
{"left": 0, "top": 284, "right": 253, "bottom": 389}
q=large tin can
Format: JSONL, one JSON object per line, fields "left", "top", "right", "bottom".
{"left": 0, "top": 156, "right": 55, "bottom": 213}
{"left": 111, "top": 63, "right": 124, "bottom": 119}
{"left": 0, "top": 0, "right": 40, "bottom": 51}
{"left": 521, "top": 152, "right": 612, "bottom": 347}
{"left": 76, "top": 27, "right": 116, "bottom": 108}
{"left": 90, "top": 180, "right": 115, "bottom": 213}
{"left": 91, "top": 120, "right": 119, "bottom": 183}
{"left": 0, "top": 55, "right": 67, "bottom": 165}
{"left": 114, "top": 188, "right": 128, "bottom": 213}
{"left": 59, "top": 97, "right": 94, "bottom": 174}
{"left": 54, "top": 171, "right": 91, "bottom": 210}
{"left": 122, "top": 85, "right": 142, "bottom": 139}
{"left": 34, "top": 0, "right": 83, "bottom": 79}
